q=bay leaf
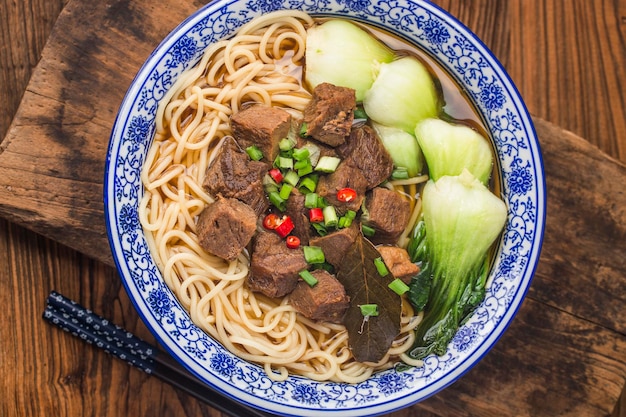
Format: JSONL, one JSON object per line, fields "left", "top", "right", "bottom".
{"left": 336, "top": 233, "right": 402, "bottom": 363}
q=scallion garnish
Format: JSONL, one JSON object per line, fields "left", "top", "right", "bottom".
{"left": 323, "top": 205, "right": 338, "bottom": 227}
{"left": 354, "top": 106, "right": 368, "bottom": 120}
{"left": 278, "top": 156, "right": 293, "bottom": 170}
{"left": 388, "top": 278, "right": 410, "bottom": 295}
{"left": 391, "top": 167, "right": 410, "bottom": 180}
{"left": 374, "top": 257, "right": 389, "bottom": 277}
{"left": 299, "top": 122, "right": 309, "bottom": 138}
{"left": 279, "top": 183, "right": 293, "bottom": 200}
{"left": 245, "top": 145, "right": 264, "bottom": 161}
{"left": 303, "top": 246, "right": 325, "bottom": 264}
{"left": 359, "top": 304, "right": 379, "bottom": 317}
{"left": 279, "top": 137, "right": 296, "bottom": 151}
{"left": 283, "top": 170, "right": 300, "bottom": 187}
{"left": 304, "top": 192, "right": 319, "bottom": 209}
{"left": 269, "top": 191, "right": 286, "bottom": 211}
{"left": 292, "top": 147, "right": 310, "bottom": 161}
{"left": 299, "top": 176, "right": 317, "bottom": 193}
{"left": 362, "top": 224, "right": 376, "bottom": 237}
{"left": 299, "top": 270, "right": 318, "bottom": 287}
{"left": 314, "top": 156, "right": 341, "bottom": 173}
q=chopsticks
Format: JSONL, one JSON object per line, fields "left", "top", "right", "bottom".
{"left": 42, "top": 291, "right": 276, "bottom": 417}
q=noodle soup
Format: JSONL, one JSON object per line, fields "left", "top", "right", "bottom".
{"left": 139, "top": 10, "right": 494, "bottom": 384}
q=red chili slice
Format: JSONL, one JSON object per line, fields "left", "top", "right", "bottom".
{"left": 269, "top": 168, "right": 283, "bottom": 184}
{"left": 262, "top": 213, "right": 281, "bottom": 230}
{"left": 309, "top": 207, "right": 324, "bottom": 223}
{"left": 275, "top": 216, "right": 294, "bottom": 238}
{"left": 336, "top": 187, "right": 357, "bottom": 203}
{"left": 285, "top": 235, "right": 301, "bottom": 249}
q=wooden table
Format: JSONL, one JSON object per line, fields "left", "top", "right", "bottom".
{"left": 1, "top": 0, "right": 625, "bottom": 416}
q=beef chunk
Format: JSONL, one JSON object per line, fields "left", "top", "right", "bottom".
{"left": 309, "top": 223, "right": 359, "bottom": 268}
{"left": 202, "top": 137, "right": 269, "bottom": 216}
{"left": 303, "top": 83, "right": 356, "bottom": 147}
{"left": 338, "top": 125, "right": 394, "bottom": 189}
{"left": 377, "top": 246, "right": 420, "bottom": 283}
{"left": 231, "top": 105, "right": 292, "bottom": 162}
{"left": 196, "top": 197, "right": 257, "bottom": 261}
{"left": 316, "top": 163, "right": 367, "bottom": 215}
{"left": 364, "top": 187, "right": 411, "bottom": 244}
{"left": 290, "top": 270, "right": 349, "bottom": 323}
{"left": 285, "top": 188, "right": 311, "bottom": 246}
{"left": 249, "top": 232, "right": 308, "bottom": 298}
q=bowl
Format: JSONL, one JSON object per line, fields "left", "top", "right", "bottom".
{"left": 104, "top": 1, "right": 546, "bottom": 415}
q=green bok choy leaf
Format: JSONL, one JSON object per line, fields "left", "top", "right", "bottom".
{"left": 407, "top": 170, "right": 507, "bottom": 359}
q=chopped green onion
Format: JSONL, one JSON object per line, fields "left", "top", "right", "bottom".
{"left": 317, "top": 196, "right": 329, "bottom": 208}
{"left": 391, "top": 167, "right": 410, "bottom": 180}
{"left": 296, "top": 161, "right": 313, "bottom": 177}
{"left": 279, "top": 183, "right": 293, "bottom": 200}
{"left": 374, "top": 257, "right": 389, "bottom": 277}
{"left": 354, "top": 107, "right": 368, "bottom": 120}
{"left": 362, "top": 224, "right": 376, "bottom": 237}
{"left": 311, "top": 222, "right": 328, "bottom": 236}
{"left": 315, "top": 156, "right": 341, "bottom": 173}
{"left": 263, "top": 174, "right": 279, "bottom": 193}
{"left": 299, "top": 122, "right": 309, "bottom": 137}
{"left": 269, "top": 191, "right": 286, "bottom": 211}
{"left": 299, "top": 269, "right": 318, "bottom": 287}
{"left": 245, "top": 145, "right": 264, "bottom": 161}
{"left": 344, "top": 210, "right": 357, "bottom": 220}
{"left": 388, "top": 278, "right": 410, "bottom": 295}
{"left": 338, "top": 216, "right": 352, "bottom": 228}
{"left": 304, "top": 192, "right": 319, "bottom": 209}
{"left": 323, "top": 205, "right": 338, "bottom": 227}
{"left": 303, "top": 246, "right": 325, "bottom": 264}
{"left": 359, "top": 304, "right": 379, "bottom": 317}
{"left": 278, "top": 156, "right": 293, "bottom": 170}
{"left": 279, "top": 137, "right": 296, "bottom": 151}
{"left": 292, "top": 147, "right": 310, "bottom": 161}
{"left": 299, "top": 176, "right": 318, "bottom": 193}
{"left": 303, "top": 143, "right": 320, "bottom": 166}
{"left": 283, "top": 170, "right": 300, "bottom": 187}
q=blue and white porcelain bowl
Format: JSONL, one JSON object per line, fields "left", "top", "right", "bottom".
{"left": 105, "top": 1, "right": 546, "bottom": 415}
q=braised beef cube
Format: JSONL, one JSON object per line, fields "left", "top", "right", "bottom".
{"left": 377, "top": 246, "right": 420, "bottom": 284}
{"left": 285, "top": 188, "right": 311, "bottom": 246}
{"left": 249, "top": 232, "right": 308, "bottom": 298}
{"left": 316, "top": 163, "right": 367, "bottom": 215}
{"left": 290, "top": 270, "right": 349, "bottom": 323}
{"left": 364, "top": 187, "right": 411, "bottom": 244}
{"left": 303, "top": 83, "right": 356, "bottom": 147}
{"left": 309, "top": 223, "right": 359, "bottom": 268}
{"left": 196, "top": 197, "right": 257, "bottom": 261}
{"left": 338, "top": 125, "right": 394, "bottom": 189}
{"left": 202, "top": 137, "right": 269, "bottom": 216}
{"left": 231, "top": 105, "right": 292, "bottom": 162}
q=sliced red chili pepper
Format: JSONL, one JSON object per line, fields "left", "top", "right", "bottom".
{"left": 275, "top": 216, "right": 294, "bottom": 238}
{"left": 285, "top": 235, "right": 301, "bottom": 249}
{"left": 263, "top": 213, "right": 281, "bottom": 230}
{"left": 269, "top": 168, "right": 283, "bottom": 184}
{"left": 309, "top": 207, "right": 324, "bottom": 223}
{"left": 337, "top": 187, "right": 357, "bottom": 203}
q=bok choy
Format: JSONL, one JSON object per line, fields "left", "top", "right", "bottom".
{"left": 363, "top": 56, "right": 439, "bottom": 133}
{"left": 305, "top": 19, "right": 394, "bottom": 101}
{"left": 415, "top": 118, "right": 493, "bottom": 184}
{"left": 371, "top": 122, "right": 425, "bottom": 177}
{"left": 407, "top": 170, "right": 507, "bottom": 359}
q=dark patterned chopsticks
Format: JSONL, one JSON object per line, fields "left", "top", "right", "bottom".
{"left": 43, "top": 291, "right": 275, "bottom": 417}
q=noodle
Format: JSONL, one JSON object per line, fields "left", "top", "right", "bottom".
{"left": 139, "top": 10, "right": 423, "bottom": 383}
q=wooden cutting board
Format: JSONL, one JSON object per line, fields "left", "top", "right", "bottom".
{"left": 0, "top": 0, "right": 625, "bottom": 415}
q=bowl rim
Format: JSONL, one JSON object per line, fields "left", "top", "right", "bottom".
{"left": 104, "top": 1, "right": 546, "bottom": 415}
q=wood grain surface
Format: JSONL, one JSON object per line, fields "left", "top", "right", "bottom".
{"left": 0, "top": 0, "right": 625, "bottom": 416}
